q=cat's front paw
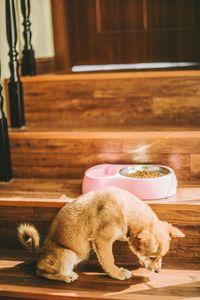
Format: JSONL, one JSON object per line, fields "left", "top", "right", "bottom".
{"left": 65, "top": 271, "right": 79, "bottom": 283}
{"left": 110, "top": 268, "right": 132, "bottom": 280}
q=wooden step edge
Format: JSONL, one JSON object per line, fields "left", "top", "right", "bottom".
{"left": 0, "top": 187, "right": 199, "bottom": 208}
{"left": 9, "top": 129, "right": 200, "bottom": 139}
{"left": 0, "top": 286, "right": 103, "bottom": 300}
{"left": 15, "top": 126, "right": 200, "bottom": 132}
{"left": 18, "top": 69, "right": 200, "bottom": 82}
{"left": 0, "top": 195, "right": 71, "bottom": 208}
{"left": 0, "top": 248, "right": 199, "bottom": 300}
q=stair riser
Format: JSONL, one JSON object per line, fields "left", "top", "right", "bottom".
{"left": 7, "top": 72, "right": 200, "bottom": 128}
{"left": 0, "top": 204, "right": 199, "bottom": 266}
{"left": 10, "top": 132, "right": 200, "bottom": 180}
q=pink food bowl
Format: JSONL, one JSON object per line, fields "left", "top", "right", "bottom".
{"left": 82, "top": 164, "right": 177, "bottom": 200}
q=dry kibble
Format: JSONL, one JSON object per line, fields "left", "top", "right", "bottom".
{"left": 123, "top": 170, "right": 166, "bottom": 178}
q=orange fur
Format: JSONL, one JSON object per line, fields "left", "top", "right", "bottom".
{"left": 18, "top": 187, "right": 184, "bottom": 282}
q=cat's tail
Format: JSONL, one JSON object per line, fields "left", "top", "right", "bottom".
{"left": 18, "top": 223, "right": 40, "bottom": 256}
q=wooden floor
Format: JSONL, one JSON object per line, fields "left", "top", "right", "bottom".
{"left": 0, "top": 178, "right": 82, "bottom": 199}
{"left": 0, "top": 178, "right": 200, "bottom": 205}
{"left": 0, "top": 249, "right": 199, "bottom": 300}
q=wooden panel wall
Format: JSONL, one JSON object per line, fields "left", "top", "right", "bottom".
{"left": 10, "top": 130, "right": 200, "bottom": 180}
{"left": 19, "top": 72, "right": 200, "bottom": 129}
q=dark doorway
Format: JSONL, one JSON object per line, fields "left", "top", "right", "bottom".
{"left": 52, "top": 0, "right": 200, "bottom": 71}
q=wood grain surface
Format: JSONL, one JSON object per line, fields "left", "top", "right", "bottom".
{"left": 0, "top": 177, "right": 199, "bottom": 265}
{"left": 11, "top": 71, "right": 200, "bottom": 128}
{"left": 0, "top": 202, "right": 199, "bottom": 261}
{"left": 0, "top": 178, "right": 200, "bottom": 206}
{"left": 0, "top": 249, "right": 199, "bottom": 300}
{"left": 9, "top": 129, "right": 200, "bottom": 180}
{"left": 2, "top": 70, "right": 200, "bottom": 299}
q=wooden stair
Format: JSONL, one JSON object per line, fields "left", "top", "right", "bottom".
{"left": 1, "top": 70, "right": 200, "bottom": 299}
{"left": 0, "top": 248, "right": 199, "bottom": 300}
{"left": 9, "top": 128, "right": 200, "bottom": 180}
{"left": 0, "top": 179, "right": 200, "bottom": 299}
{"left": 0, "top": 179, "right": 199, "bottom": 258}
{"left": 17, "top": 70, "right": 200, "bottom": 129}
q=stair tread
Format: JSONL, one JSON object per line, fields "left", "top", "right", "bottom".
{"left": 10, "top": 126, "right": 200, "bottom": 133}
{"left": 20, "top": 69, "right": 200, "bottom": 81}
{"left": 0, "top": 178, "right": 199, "bottom": 207}
{"left": 0, "top": 249, "right": 199, "bottom": 300}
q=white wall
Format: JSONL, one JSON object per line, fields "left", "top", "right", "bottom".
{"left": 0, "top": 0, "right": 54, "bottom": 111}
{"left": 28, "top": 0, "right": 54, "bottom": 58}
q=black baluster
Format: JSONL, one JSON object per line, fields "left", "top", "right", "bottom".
{"left": 0, "top": 63, "right": 12, "bottom": 182}
{"left": 6, "top": 0, "right": 25, "bottom": 128}
{"left": 21, "top": 0, "right": 36, "bottom": 76}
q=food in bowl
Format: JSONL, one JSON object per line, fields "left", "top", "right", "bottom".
{"left": 119, "top": 165, "right": 169, "bottom": 179}
{"left": 121, "top": 169, "right": 166, "bottom": 178}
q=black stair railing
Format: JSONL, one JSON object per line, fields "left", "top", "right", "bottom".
{"left": 6, "top": 0, "right": 25, "bottom": 128}
{"left": 21, "top": 0, "right": 36, "bottom": 76}
{"left": 0, "top": 61, "right": 12, "bottom": 182}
